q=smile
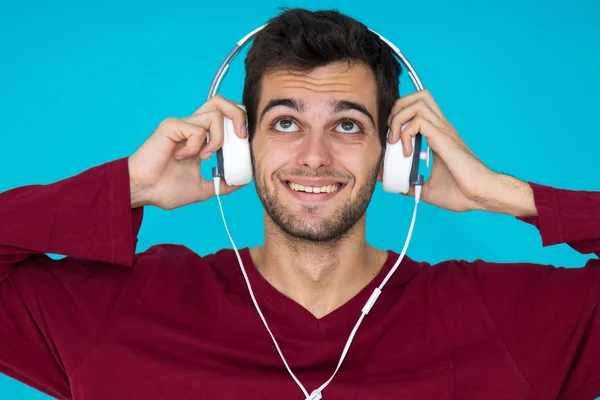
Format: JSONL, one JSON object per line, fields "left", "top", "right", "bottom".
{"left": 286, "top": 181, "right": 341, "bottom": 194}
{"left": 282, "top": 179, "right": 347, "bottom": 203}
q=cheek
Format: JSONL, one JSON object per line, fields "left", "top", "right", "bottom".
{"left": 332, "top": 143, "right": 381, "bottom": 181}
{"left": 253, "top": 138, "right": 297, "bottom": 177}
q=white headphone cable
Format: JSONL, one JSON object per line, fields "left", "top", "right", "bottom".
{"left": 213, "top": 177, "right": 421, "bottom": 400}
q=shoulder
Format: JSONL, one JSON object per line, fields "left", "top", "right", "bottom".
{"left": 130, "top": 244, "right": 244, "bottom": 291}
{"left": 419, "top": 257, "right": 600, "bottom": 311}
{"left": 412, "top": 256, "right": 600, "bottom": 282}
{"left": 133, "top": 244, "right": 239, "bottom": 273}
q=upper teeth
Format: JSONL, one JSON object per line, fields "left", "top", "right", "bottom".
{"left": 288, "top": 182, "right": 340, "bottom": 193}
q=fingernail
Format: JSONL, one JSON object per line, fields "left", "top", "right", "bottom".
{"left": 201, "top": 152, "right": 213, "bottom": 160}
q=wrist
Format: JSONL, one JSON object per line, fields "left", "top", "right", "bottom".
{"left": 130, "top": 181, "right": 150, "bottom": 209}
{"left": 128, "top": 158, "right": 152, "bottom": 209}
{"left": 475, "top": 173, "right": 538, "bottom": 217}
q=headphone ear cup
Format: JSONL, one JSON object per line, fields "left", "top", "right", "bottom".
{"left": 221, "top": 105, "right": 253, "bottom": 186}
{"left": 382, "top": 127, "right": 414, "bottom": 194}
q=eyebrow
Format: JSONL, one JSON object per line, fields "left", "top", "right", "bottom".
{"left": 258, "top": 98, "right": 376, "bottom": 127}
{"left": 331, "top": 99, "right": 375, "bottom": 127}
{"left": 259, "top": 98, "right": 306, "bottom": 123}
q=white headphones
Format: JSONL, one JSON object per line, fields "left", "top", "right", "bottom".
{"left": 208, "top": 24, "right": 431, "bottom": 194}
{"left": 208, "top": 24, "right": 430, "bottom": 400}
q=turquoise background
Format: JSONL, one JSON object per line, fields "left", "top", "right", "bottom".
{"left": 1, "top": 0, "right": 599, "bottom": 398}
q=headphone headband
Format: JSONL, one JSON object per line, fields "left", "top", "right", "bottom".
{"left": 207, "top": 25, "right": 424, "bottom": 101}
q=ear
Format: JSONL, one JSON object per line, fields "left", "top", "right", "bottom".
{"left": 376, "top": 157, "right": 384, "bottom": 182}
{"left": 377, "top": 131, "right": 390, "bottom": 182}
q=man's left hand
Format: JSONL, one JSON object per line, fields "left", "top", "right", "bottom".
{"left": 387, "top": 90, "right": 499, "bottom": 213}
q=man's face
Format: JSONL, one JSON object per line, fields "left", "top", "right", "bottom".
{"left": 250, "top": 62, "right": 383, "bottom": 242}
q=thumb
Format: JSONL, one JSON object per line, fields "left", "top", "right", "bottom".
{"left": 199, "top": 178, "right": 244, "bottom": 199}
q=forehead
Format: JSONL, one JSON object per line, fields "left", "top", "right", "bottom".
{"left": 258, "top": 62, "right": 377, "bottom": 110}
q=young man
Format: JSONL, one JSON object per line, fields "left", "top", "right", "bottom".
{"left": 1, "top": 8, "right": 599, "bottom": 400}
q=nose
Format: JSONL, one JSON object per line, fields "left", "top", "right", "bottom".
{"left": 296, "top": 131, "right": 333, "bottom": 170}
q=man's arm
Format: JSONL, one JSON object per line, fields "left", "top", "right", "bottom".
{"left": 460, "top": 177, "right": 600, "bottom": 399}
{"left": 386, "top": 90, "right": 600, "bottom": 399}
{"left": 0, "top": 157, "right": 144, "bottom": 399}
{"left": 477, "top": 173, "right": 600, "bottom": 257}
{"left": 474, "top": 173, "right": 537, "bottom": 217}
{"left": 0, "top": 158, "right": 143, "bottom": 271}
{"left": 0, "top": 96, "right": 252, "bottom": 398}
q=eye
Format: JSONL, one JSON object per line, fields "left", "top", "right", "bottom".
{"left": 272, "top": 118, "right": 299, "bottom": 133}
{"left": 336, "top": 119, "right": 362, "bottom": 134}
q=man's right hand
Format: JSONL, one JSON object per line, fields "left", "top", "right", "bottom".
{"left": 128, "top": 95, "right": 249, "bottom": 210}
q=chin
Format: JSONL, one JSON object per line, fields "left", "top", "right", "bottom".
{"left": 273, "top": 205, "right": 360, "bottom": 243}
{"left": 255, "top": 167, "right": 377, "bottom": 243}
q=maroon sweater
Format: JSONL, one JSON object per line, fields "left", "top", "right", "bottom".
{"left": 0, "top": 157, "right": 599, "bottom": 400}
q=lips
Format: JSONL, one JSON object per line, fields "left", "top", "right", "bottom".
{"left": 286, "top": 181, "right": 341, "bottom": 194}
{"left": 282, "top": 179, "right": 347, "bottom": 203}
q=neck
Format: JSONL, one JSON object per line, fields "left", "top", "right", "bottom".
{"left": 249, "top": 215, "right": 388, "bottom": 319}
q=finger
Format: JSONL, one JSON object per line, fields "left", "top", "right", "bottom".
{"left": 189, "top": 110, "right": 225, "bottom": 160}
{"left": 199, "top": 177, "right": 244, "bottom": 199}
{"left": 387, "top": 90, "right": 444, "bottom": 130}
{"left": 188, "top": 95, "right": 247, "bottom": 138}
{"left": 163, "top": 118, "right": 207, "bottom": 144}
{"left": 390, "top": 90, "right": 442, "bottom": 117}
{"left": 174, "top": 130, "right": 206, "bottom": 160}
{"left": 413, "top": 89, "right": 443, "bottom": 116}
{"left": 399, "top": 116, "right": 433, "bottom": 157}
{"left": 419, "top": 89, "right": 443, "bottom": 116}
{"left": 388, "top": 91, "right": 420, "bottom": 120}
{"left": 388, "top": 101, "right": 442, "bottom": 144}
{"left": 191, "top": 94, "right": 227, "bottom": 115}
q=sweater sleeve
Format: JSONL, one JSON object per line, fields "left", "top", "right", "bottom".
{"left": 517, "top": 182, "right": 600, "bottom": 258}
{"left": 469, "top": 183, "right": 600, "bottom": 399}
{"left": 0, "top": 157, "right": 144, "bottom": 399}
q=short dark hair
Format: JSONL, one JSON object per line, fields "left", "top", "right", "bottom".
{"left": 242, "top": 8, "right": 402, "bottom": 147}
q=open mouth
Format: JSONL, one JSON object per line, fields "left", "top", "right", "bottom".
{"left": 282, "top": 180, "right": 347, "bottom": 202}
{"left": 285, "top": 181, "right": 343, "bottom": 194}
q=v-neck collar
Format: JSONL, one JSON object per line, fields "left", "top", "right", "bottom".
{"left": 238, "top": 247, "right": 421, "bottom": 336}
